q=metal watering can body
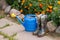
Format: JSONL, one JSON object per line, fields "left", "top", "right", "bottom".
{"left": 16, "top": 14, "right": 37, "bottom": 32}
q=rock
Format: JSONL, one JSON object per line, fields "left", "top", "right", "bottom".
{"left": 56, "top": 26, "right": 60, "bottom": 33}
{"left": 0, "top": 0, "right": 8, "bottom": 10}
{"left": 10, "top": 9, "right": 21, "bottom": 16}
{"left": 47, "top": 21, "right": 56, "bottom": 32}
{"left": 4, "top": 6, "right": 11, "bottom": 14}
{"left": 1, "top": 24, "right": 24, "bottom": 36}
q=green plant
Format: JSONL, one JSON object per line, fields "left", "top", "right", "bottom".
{"left": 11, "top": 1, "right": 20, "bottom": 10}
{"left": 51, "top": 11, "right": 60, "bottom": 26}
{"left": 47, "top": 3, "right": 60, "bottom": 26}
{"left": 6, "top": 0, "right": 20, "bottom": 10}
{"left": 6, "top": 0, "right": 56, "bottom": 14}
{"left": 6, "top": 0, "right": 14, "bottom": 5}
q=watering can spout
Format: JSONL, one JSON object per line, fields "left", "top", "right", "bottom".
{"left": 16, "top": 16, "right": 24, "bottom": 25}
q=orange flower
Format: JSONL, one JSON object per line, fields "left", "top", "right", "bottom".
{"left": 20, "top": 9, "right": 23, "bottom": 13}
{"left": 21, "top": 0, "right": 25, "bottom": 5}
{"left": 46, "top": 8, "right": 49, "bottom": 12}
{"left": 48, "top": 10, "right": 52, "bottom": 13}
{"left": 57, "top": 1, "right": 60, "bottom": 5}
{"left": 39, "top": 4, "right": 43, "bottom": 8}
{"left": 29, "top": 3, "right": 32, "bottom": 7}
{"left": 22, "top": 0, "right": 25, "bottom": 3}
{"left": 41, "top": 11, "right": 45, "bottom": 14}
{"left": 48, "top": 5, "right": 53, "bottom": 9}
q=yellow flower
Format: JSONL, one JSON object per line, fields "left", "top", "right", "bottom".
{"left": 57, "top": 1, "right": 60, "bottom": 5}
{"left": 46, "top": 8, "right": 49, "bottom": 12}
{"left": 22, "top": 0, "right": 25, "bottom": 3}
{"left": 20, "top": 9, "right": 23, "bottom": 13}
{"left": 48, "top": 6, "right": 53, "bottom": 9}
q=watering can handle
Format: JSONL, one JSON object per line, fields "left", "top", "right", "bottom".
{"left": 16, "top": 16, "right": 23, "bottom": 25}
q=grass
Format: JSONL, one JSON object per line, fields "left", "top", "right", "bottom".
{"left": 0, "top": 24, "right": 10, "bottom": 29}
{"left": 0, "top": 15, "right": 5, "bottom": 19}
{"left": 0, "top": 32, "right": 16, "bottom": 40}
{"left": 0, "top": 32, "right": 14, "bottom": 40}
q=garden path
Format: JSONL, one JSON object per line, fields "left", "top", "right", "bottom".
{"left": 0, "top": 18, "right": 56, "bottom": 40}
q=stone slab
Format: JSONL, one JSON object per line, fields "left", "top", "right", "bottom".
{"left": 0, "top": 18, "right": 24, "bottom": 36}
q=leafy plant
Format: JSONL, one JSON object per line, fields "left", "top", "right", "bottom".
{"left": 51, "top": 11, "right": 60, "bottom": 26}
{"left": 47, "top": 2, "right": 60, "bottom": 26}
{"left": 11, "top": 1, "right": 20, "bottom": 10}
{"left": 6, "top": 0, "right": 14, "bottom": 5}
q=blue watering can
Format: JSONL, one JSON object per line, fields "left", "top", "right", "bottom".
{"left": 16, "top": 14, "right": 37, "bottom": 32}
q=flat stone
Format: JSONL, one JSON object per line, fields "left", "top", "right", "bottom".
{"left": 0, "top": 35, "right": 4, "bottom": 39}
{"left": 14, "top": 31, "right": 54, "bottom": 40}
{"left": 0, "top": 38, "right": 8, "bottom": 40}
{"left": 4, "top": 6, "right": 11, "bottom": 13}
{"left": 3, "top": 38, "right": 9, "bottom": 40}
{"left": 56, "top": 26, "right": 60, "bottom": 33}
{"left": 0, "top": 0, "right": 8, "bottom": 10}
{"left": 10, "top": 9, "right": 21, "bottom": 16}
{"left": 0, "top": 18, "right": 24, "bottom": 36}
{"left": 0, "top": 18, "right": 13, "bottom": 28}
{"left": 47, "top": 21, "right": 56, "bottom": 32}
{"left": 1, "top": 24, "right": 24, "bottom": 36}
